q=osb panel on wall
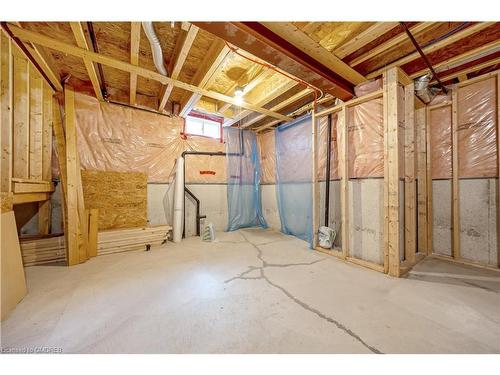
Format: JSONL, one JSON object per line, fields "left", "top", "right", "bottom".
{"left": 81, "top": 170, "right": 147, "bottom": 230}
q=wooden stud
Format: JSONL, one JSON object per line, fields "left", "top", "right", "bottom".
{"left": 430, "top": 56, "right": 500, "bottom": 84}
{"left": 339, "top": 106, "right": 348, "bottom": 259}
{"left": 404, "top": 82, "right": 416, "bottom": 264}
{"left": 384, "top": 67, "right": 401, "bottom": 277}
{"left": 383, "top": 73, "right": 390, "bottom": 272}
{"left": 12, "top": 191, "right": 50, "bottom": 205}
{"left": 41, "top": 82, "right": 52, "bottom": 181}
{"left": 62, "top": 87, "right": 79, "bottom": 266}
{"left": 28, "top": 65, "right": 43, "bottom": 180}
{"left": 415, "top": 101, "right": 428, "bottom": 254}
{"left": 129, "top": 22, "right": 141, "bottom": 106}
{"left": 7, "top": 25, "right": 291, "bottom": 121}
{"left": 0, "top": 30, "right": 13, "bottom": 192}
{"left": 69, "top": 22, "right": 104, "bottom": 101}
{"left": 12, "top": 46, "right": 29, "bottom": 179}
{"left": 87, "top": 208, "right": 98, "bottom": 258}
{"left": 38, "top": 199, "right": 51, "bottom": 235}
{"left": 367, "top": 22, "right": 495, "bottom": 79}
{"left": 451, "top": 88, "right": 460, "bottom": 260}
{"left": 12, "top": 181, "right": 53, "bottom": 193}
{"left": 311, "top": 110, "right": 318, "bottom": 248}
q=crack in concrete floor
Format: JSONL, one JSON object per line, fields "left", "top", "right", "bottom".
{"left": 225, "top": 230, "right": 383, "bottom": 354}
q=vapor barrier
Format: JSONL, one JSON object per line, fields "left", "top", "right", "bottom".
{"left": 72, "top": 92, "right": 225, "bottom": 183}
{"left": 275, "top": 115, "right": 313, "bottom": 247}
{"left": 225, "top": 127, "right": 267, "bottom": 231}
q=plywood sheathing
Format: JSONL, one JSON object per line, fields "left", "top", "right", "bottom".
{"left": 81, "top": 170, "right": 147, "bottom": 230}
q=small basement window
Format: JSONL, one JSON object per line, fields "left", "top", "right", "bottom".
{"left": 185, "top": 111, "right": 222, "bottom": 140}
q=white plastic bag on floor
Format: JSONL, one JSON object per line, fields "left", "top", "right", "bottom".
{"left": 318, "top": 226, "right": 336, "bottom": 249}
{"left": 202, "top": 223, "right": 216, "bottom": 242}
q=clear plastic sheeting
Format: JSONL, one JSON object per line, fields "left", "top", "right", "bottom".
{"left": 275, "top": 115, "right": 313, "bottom": 246}
{"left": 257, "top": 131, "right": 277, "bottom": 184}
{"left": 457, "top": 77, "right": 498, "bottom": 178}
{"left": 348, "top": 98, "right": 384, "bottom": 178}
{"left": 354, "top": 78, "right": 383, "bottom": 97}
{"left": 73, "top": 92, "right": 225, "bottom": 183}
{"left": 225, "top": 127, "right": 267, "bottom": 231}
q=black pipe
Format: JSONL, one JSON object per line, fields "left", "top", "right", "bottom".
{"left": 181, "top": 151, "right": 227, "bottom": 238}
{"left": 87, "top": 21, "right": 108, "bottom": 99}
{"left": 324, "top": 114, "right": 332, "bottom": 227}
{"left": 400, "top": 22, "right": 448, "bottom": 94}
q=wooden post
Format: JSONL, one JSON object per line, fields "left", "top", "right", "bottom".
{"left": 425, "top": 106, "right": 433, "bottom": 255}
{"left": 404, "top": 82, "right": 416, "bottom": 264}
{"left": 452, "top": 88, "right": 460, "bottom": 260}
{"left": 311, "top": 110, "right": 318, "bottom": 248}
{"left": 339, "top": 106, "right": 348, "bottom": 258}
{"left": 12, "top": 46, "right": 29, "bottom": 180}
{"left": 29, "top": 65, "right": 43, "bottom": 180}
{"left": 415, "top": 100, "right": 428, "bottom": 254}
{"left": 384, "top": 67, "right": 401, "bottom": 277}
{"left": 0, "top": 30, "right": 13, "bottom": 193}
{"left": 38, "top": 82, "right": 53, "bottom": 235}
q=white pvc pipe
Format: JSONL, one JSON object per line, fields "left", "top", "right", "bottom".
{"left": 172, "top": 157, "right": 184, "bottom": 243}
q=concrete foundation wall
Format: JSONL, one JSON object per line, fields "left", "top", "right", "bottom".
{"left": 261, "top": 184, "right": 281, "bottom": 231}
{"left": 348, "top": 179, "right": 384, "bottom": 264}
{"left": 317, "top": 180, "right": 342, "bottom": 247}
{"left": 432, "top": 180, "right": 452, "bottom": 256}
{"left": 459, "top": 179, "right": 498, "bottom": 266}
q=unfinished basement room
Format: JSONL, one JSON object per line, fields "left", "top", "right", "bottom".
{"left": 1, "top": 2, "right": 500, "bottom": 365}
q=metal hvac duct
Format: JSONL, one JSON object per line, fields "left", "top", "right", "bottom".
{"left": 414, "top": 73, "right": 440, "bottom": 104}
{"left": 142, "top": 22, "right": 168, "bottom": 76}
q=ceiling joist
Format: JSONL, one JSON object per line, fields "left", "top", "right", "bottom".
{"left": 129, "top": 22, "right": 141, "bottom": 105}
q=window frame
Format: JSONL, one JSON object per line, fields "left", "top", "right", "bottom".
{"left": 184, "top": 110, "right": 223, "bottom": 142}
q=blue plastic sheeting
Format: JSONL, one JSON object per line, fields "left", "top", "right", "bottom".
{"left": 275, "top": 115, "right": 313, "bottom": 247}
{"left": 225, "top": 127, "right": 267, "bottom": 231}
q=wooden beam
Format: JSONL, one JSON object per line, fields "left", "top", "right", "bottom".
{"left": 311, "top": 110, "right": 318, "bottom": 248}
{"left": 350, "top": 22, "right": 435, "bottom": 67}
{"left": 69, "top": 22, "right": 103, "bottom": 101}
{"left": 409, "top": 39, "right": 500, "bottom": 79}
{"left": 261, "top": 22, "right": 365, "bottom": 85}
{"left": 0, "top": 30, "right": 13, "bottom": 192}
{"left": 87, "top": 208, "right": 98, "bottom": 258}
{"left": 179, "top": 40, "right": 229, "bottom": 117}
{"left": 333, "top": 22, "right": 399, "bottom": 59}
{"left": 129, "top": 22, "right": 141, "bottom": 105}
{"left": 404, "top": 82, "right": 416, "bottom": 264}
{"left": 367, "top": 22, "right": 495, "bottom": 79}
{"left": 41, "top": 82, "right": 52, "bottom": 181}
{"left": 12, "top": 181, "right": 53, "bottom": 193}
{"left": 29, "top": 65, "right": 43, "bottom": 180}
{"left": 7, "top": 24, "right": 290, "bottom": 122}
{"left": 12, "top": 191, "right": 50, "bottom": 204}
{"left": 451, "top": 87, "right": 460, "bottom": 260}
{"left": 415, "top": 103, "right": 428, "bottom": 253}
{"left": 158, "top": 23, "right": 199, "bottom": 110}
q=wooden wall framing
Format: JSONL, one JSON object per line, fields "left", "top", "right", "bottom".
{"left": 314, "top": 67, "right": 421, "bottom": 277}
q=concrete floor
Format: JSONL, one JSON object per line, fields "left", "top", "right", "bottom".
{"left": 1, "top": 228, "right": 499, "bottom": 353}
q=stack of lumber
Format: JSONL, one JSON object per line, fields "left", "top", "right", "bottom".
{"left": 20, "top": 235, "right": 66, "bottom": 266}
{"left": 97, "top": 225, "right": 172, "bottom": 256}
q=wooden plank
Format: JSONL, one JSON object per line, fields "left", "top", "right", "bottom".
{"left": 451, "top": 87, "right": 460, "bottom": 260}
{"left": 8, "top": 25, "right": 291, "bottom": 121}
{"left": 383, "top": 71, "right": 389, "bottom": 272}
{"left": 261, "top": 22, "right": 366, "bottom": 85}
{"left": 367, "top": 22, "right": 496, "bottom": 79}
{"left": 385, "top": 67, "right": 401, "bottom": 277}
{"left": 415, "top": 103, "right": 428, "bottom": 254}
{"left": 316, "top": 89, "right": 383, "bottom": 118}
{"left": 350, "top": 22, "right": 436, "bottom": 67}
{"left": 346, "top": 256, "right": 385, "bottom": 273}
{"left": 430, "top": 56, "right": 500, "bottom": 84}
{"left": 69, "top": 22, "right": 104, "bottom": 101}
{"left": 12, "top": 46, "right": 29, "bottom": 179}
{"left": 41, "top": 82, "right": 52, "bottom": 181}
{"left": 404, "top": 82, "right": 416, "bottom": 264}
{"left": 339, "top": 107, "right": 348, "bottom": 259}
{"left": 62, "top": 87, "right": 79, "bottom": 266}
{"left": 29, "top": 65, "right": 43, "bottom": 180}
{"left": 0, "top": 30, "right": 13, "bottom": 192}
{"left": 87, "top": 208, "right": 98, "bottom": 258}
{"left": 129, "top": 22, "right": 141, "bottom": 105}
{"left": 158, "top": 23, "right": 199, "bottom": 110}
{"left": 334, "top": 22, "right": 399, "bottom": 59}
